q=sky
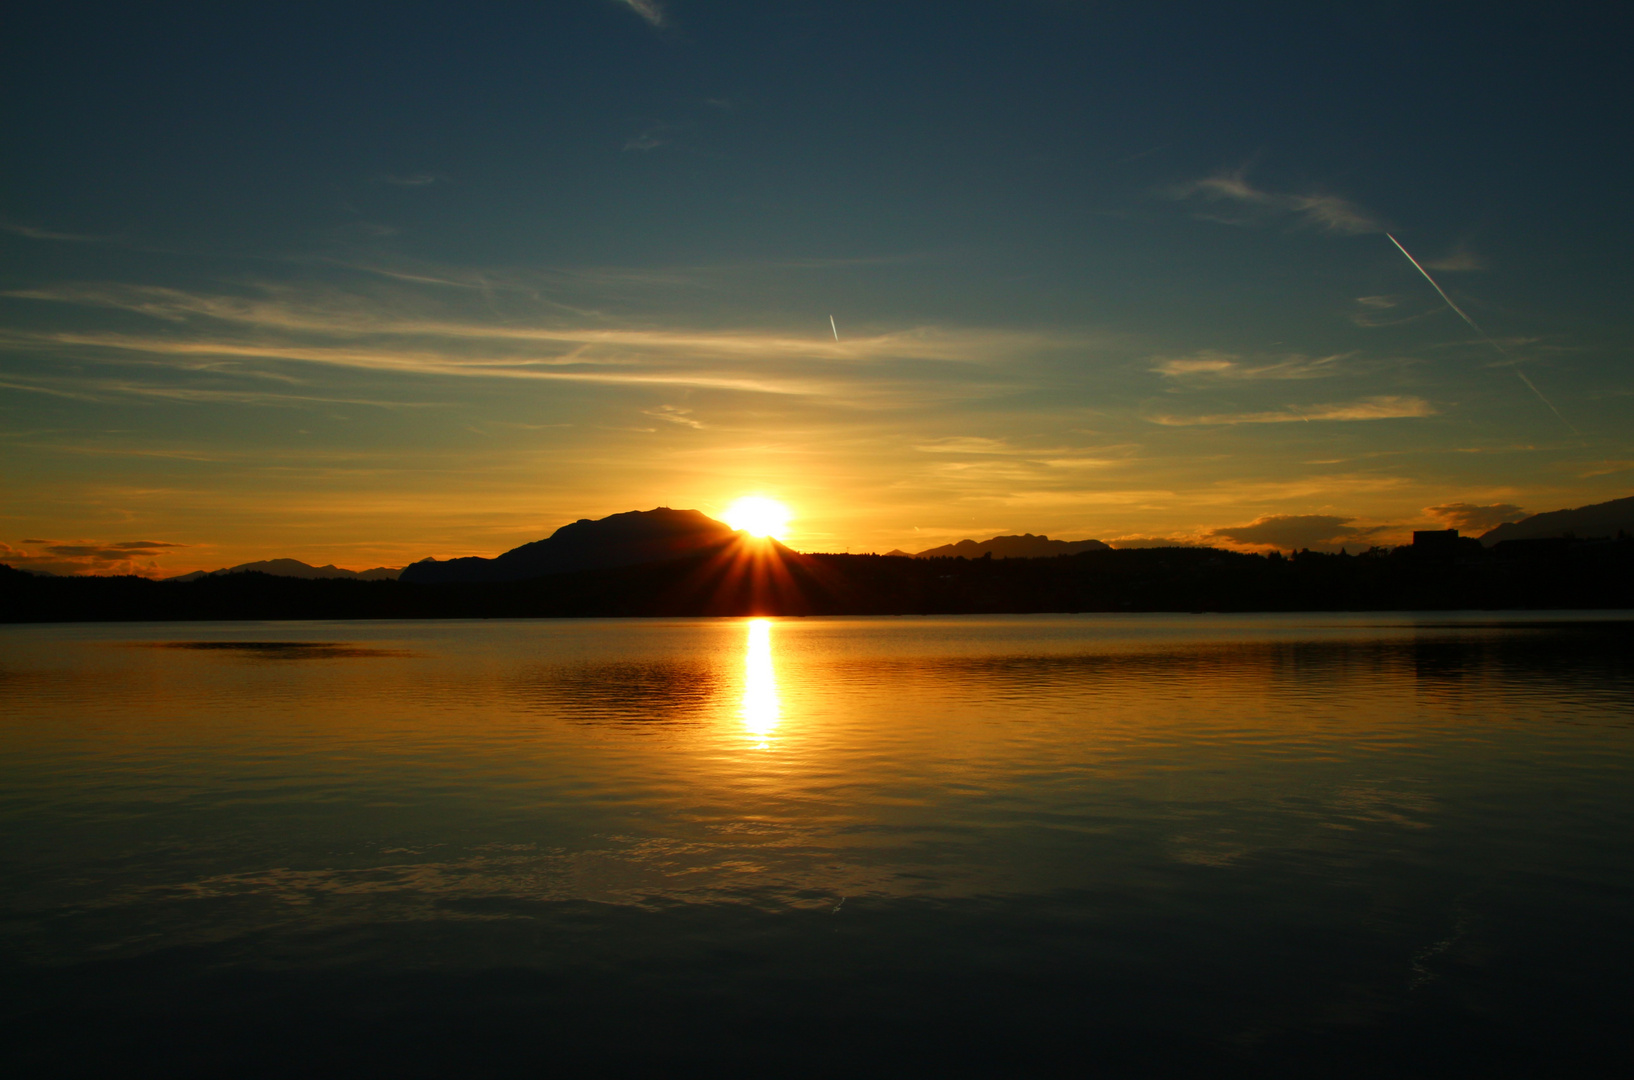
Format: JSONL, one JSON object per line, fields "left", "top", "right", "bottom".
{"left": 2, "top": 1, "right": 1631, "bottom": 575}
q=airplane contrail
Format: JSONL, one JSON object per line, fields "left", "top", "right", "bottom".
{"left": 1386, "top": 232, "right": 1575, "bottom": 432}
{"left": 829, "top": 314, "right": 839, "bottom": 342}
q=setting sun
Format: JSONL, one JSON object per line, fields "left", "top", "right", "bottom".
{"left": 722, "top": 496, "right": 792, "bottom": 540}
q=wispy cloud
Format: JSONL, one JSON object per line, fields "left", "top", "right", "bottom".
{"left": 1151, "top": 350, "right": 1348, "bottom": 381}
{"left": 1, "top": 538, "right": 185, "bottom": 576}
{"left": 0, "top": 376, "right": 103, "bottom": 401}
{"left": 1, "top": 220, "right": 115, "bottom": 244}
{"left": 1580, "top": 459, "right": 1634, "bottom": 479}
{"left": 642, "top": 404, "right": 705, "bottom": 428}
{"left": 1207, "top": 514, "right": 1386, "bottom": 552}
{"left": 1424, "top": 247, "right": 1484, "bottom": 272}
{"left": 1148, "top": 395, "right": 1435, "bottom": 426}
{"left": 910, "top": 436, "right": 1126, "bottom": 473}
{"left": 6, "top": 282, "right": 1054, "bottom": 360}
{"left": 1424, "top": 502, "right": 1525, "bottom": 531}
{"left": 613, "top": 0, "right": 663, "bottom": 27}
{"left": 0, "top": 369, "right": 447, "bottom": 409}
{"left": 0, "top": 281, "right": 1063, "bottom": 413}
{"left": 913, "top": 437, "right": 1016, "bottom": 454}
{"left": 1348, "top": 294, "right": 1438, "bottom": 328}
{"left": 1171, "top": 170, "right": 1382, "bottom": 234}
{"left": 623, "top": 128, "right": 669, "bottom": 152}
{"left": 1, "top": 335, "right": 1038, "bottom": 417}
{"left": 9, "top": 332, "right": 849, "bottom": 398}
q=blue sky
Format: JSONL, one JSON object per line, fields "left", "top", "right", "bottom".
{"left": 3, "top": 2, "right": 1630, "bottom": 573}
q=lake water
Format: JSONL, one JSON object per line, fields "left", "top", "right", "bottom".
{"left": 2, "top": 613, "right": 1632, "bottom": 1077}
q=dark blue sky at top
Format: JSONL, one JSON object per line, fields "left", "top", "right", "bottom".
{"left": 5, "top": 2, "right": 1629, "bottom": 335}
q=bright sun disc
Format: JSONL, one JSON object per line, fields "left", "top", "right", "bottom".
{"left": 723, "top": 496, "right": 792, "bottom": 540}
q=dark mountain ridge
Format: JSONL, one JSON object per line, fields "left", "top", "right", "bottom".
{"left": 913, "top": 534, "right": 1110, "bottom": 559}
{"left": 167, "top": 559, "right": 401, "bottom": 582}
{"left": 1479, "top": 495, "right": 1634, "bottom": 545}
{"left": 7, "top": 536, "right": 1632, "bottom": 622}
{"left": 399, "top": 507, "right": 741, "bottom": 584}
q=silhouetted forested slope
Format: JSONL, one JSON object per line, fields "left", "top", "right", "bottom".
{"left": 167, "top": 559, "right": 400, "bottom": 582}
{"left": 1479, "top": 495, "right": 1634, "bottom": 545}
{"left": 401, "top": 507, "right": 738, "bottom": 583}
{"left": 5, "top": 538, "right": 1633, "bottom": 622}
{"left": 912, "top": 534, "right": 1110, "bottom": 559}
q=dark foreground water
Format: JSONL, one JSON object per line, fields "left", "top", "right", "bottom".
{"left": 2, "top": 613, "right": 1631, "bottom": 1078}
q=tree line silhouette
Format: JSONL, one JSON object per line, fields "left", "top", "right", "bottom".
{"left": 5, "top": 536, "right": 1632, "bottom": 622}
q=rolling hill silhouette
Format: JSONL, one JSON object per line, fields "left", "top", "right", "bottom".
{"left": 400, "top": 507, "right": 742, "bottom": 583}
{"left": 167, "top": 559, "right": 401, "bottom": 582}
{"left": 913, "top": 534, "right": 1110, "bottom": 559}
{"left": 1479, "top": 495, "right": 1634, "bottom": 545}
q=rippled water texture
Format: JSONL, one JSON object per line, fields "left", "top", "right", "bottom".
{"left": 3, "top": 613, "right": 1632, "bottom": 1077}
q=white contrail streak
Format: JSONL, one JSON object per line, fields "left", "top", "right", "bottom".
{"left": 1387, "top": 234, "right": 1488, "bottom": 339}
{"left": 830, "top": 314, "right": 839, "bottom": 342}
{"left": 1386, "top": 232, "right": 1575, "bottom": 432}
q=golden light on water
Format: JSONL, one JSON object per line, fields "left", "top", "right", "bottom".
{"left": 722, "top": 496, "right": 792, "bottom": 540}
{"left": 740, "top": 617, "right": 780, "bottom": 746}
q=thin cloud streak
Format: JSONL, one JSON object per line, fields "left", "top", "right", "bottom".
{"left": 1208, "top": 514, "right": 1387, "bottom": 552}
{"left": 0, "top": 220, "right": 115, "bottom": 243}
{"left": 1, "top": 281, "right": 1079, "bottom": 414}
{"left": 1172, "top": 171, "right": 1382, "bottom": 234}
{"left": 0, "top": 538, "right": 186, "bottom": 576}
{"left": 614, "top": 0, "right": 663, "bottom": 27}
{"left": 1425, "top": 501, "right": 1526, "bottom": 532}
{"left": 5, "top": 330, "right": 1030, "bottom": 409}
{"left": 16, "top": 334, "right": 845, "bottom": 398}
{"left": 1151, "top": 351, "right": 1349, "bottom": 380}
{"left": 1148, "top": 396, "right": 1435, "bottom": 426}
{"left": 0, "top": 369, "right": 446, "bottom": 409}
{"left": 1424, "top": 249, "right": 1484, "bottom": 272}
{"left": 6, "top": 283, "right": 1061, "bottom": 364}
{"left": 643, "top": 405, "right": 705, "bottom": 428}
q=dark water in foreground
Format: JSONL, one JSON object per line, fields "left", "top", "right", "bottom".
{"left": 2, "top": 613, "right": 1631, "bottom": 1077}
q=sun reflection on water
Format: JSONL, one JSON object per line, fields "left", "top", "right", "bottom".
{"left": 740, "top": 618, "right": 780, "bottom": 746}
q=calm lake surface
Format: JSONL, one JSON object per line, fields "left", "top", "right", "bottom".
{"left": 3, "top": 613, "right": 1632, "bottom": 1077}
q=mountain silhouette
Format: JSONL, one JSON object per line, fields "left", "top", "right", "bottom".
{"left": 399, "top": 507, "right": 742, "bottom": 583}
{"left": 166, "top": 559, "right": 401, "bottom": 582}
{"left": 1479, "top": 495, "right": 1634, "bottom": 545}
{"left": 913, "top": 533, "right": 1110, "bottom": 559}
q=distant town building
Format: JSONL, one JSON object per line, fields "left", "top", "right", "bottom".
{"left": 1412, "top": 529, "right": 1461, "bottom": 554}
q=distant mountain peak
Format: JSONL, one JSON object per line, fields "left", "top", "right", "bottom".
{"left": 166, "top": 559, "right": 401, "bottom": 582}
{"left": 1478, "top": 494, "right": 1634, "bottom": 546}
{"left": 399, "top": 506, "right": 742, "bottom": 584}
{"left": 913, "top": 533, "right": 1110, "bottom": 559}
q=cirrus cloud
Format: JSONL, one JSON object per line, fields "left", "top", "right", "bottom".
{"left": 1207, "top": 514, "right": 1387, "bottom": 552}
{"left": 613, "top": 0, "right": 663, "bottom": 27}
{"left": 1148, "top": 395, "right": 1434, "bottom": 426}
{"left": 2, "top": 539, "right": 186, "bottom": 576}
{"left": 1424, "top": 502, "right": 1526, "bottom": 532}
{"left": 1171, "top": 170, "right": 1382, "bottom": 235}
{"left": 1151, "top": 350, "right": 1348, "bottom": 381}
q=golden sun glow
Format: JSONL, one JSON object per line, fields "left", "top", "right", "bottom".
{"left": 740, "top": 617, "right": 780, "bottom": 745}
{"left": 722, "top": 496, "right": 792, "bottom": 540}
